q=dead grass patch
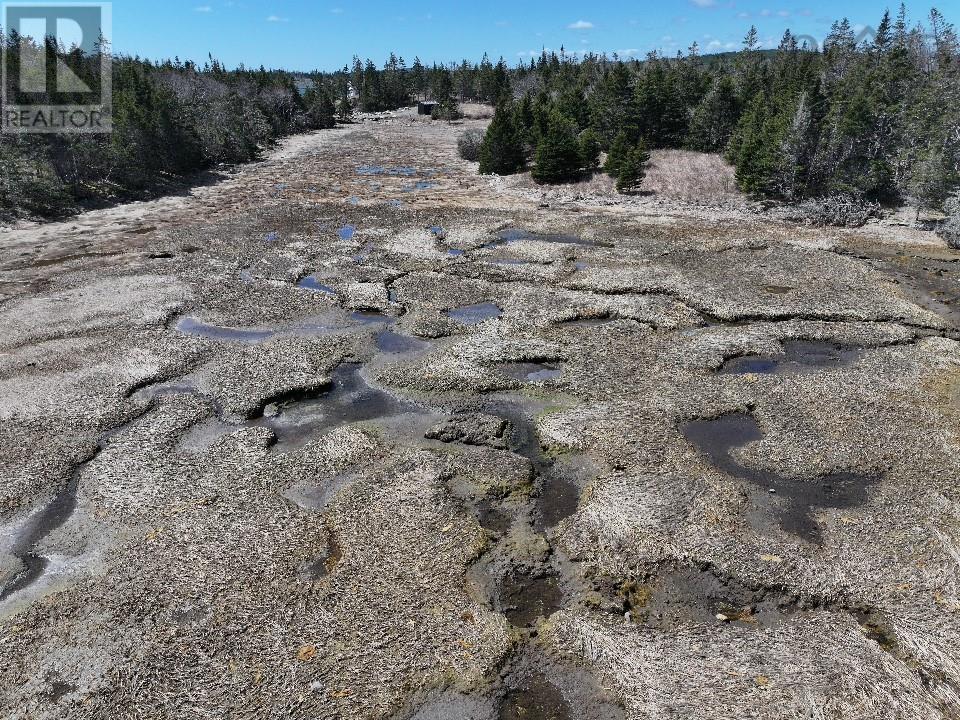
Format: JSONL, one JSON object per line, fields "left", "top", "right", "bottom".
{"left": 459, "top": 103, "right": 495, "bottom": 120}
{"left": 505, "top": 149, "right": 741, "bottom": 205}
{"left": 642, "top": 149, "right": 739, "bottom": 202}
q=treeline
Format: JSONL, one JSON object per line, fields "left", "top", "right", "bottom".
{"left": 4, "top": 6, "right": 958, "bottom": 222}
{"left": 0, "top": 36, "right": 338, "bottom": 219}
{"left": 326, "top": 53, "right": 512, "bottom": 112}
{"left": 341, "top": 6, "right": 959, "bottom": 214}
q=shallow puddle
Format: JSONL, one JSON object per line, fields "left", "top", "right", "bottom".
{"left": 445, "top": 302, "right": 502, "bottom": 325}
{"left": 403, "top": 181, "right": 436, "bottom": 192}
{"left": 338, "top": 225, "right": 356, "bottom": 241}
{"left": 175, "top": 317, "right": 281, "bottom": 344}
{"left": 499, "top": 363, "right": 562, "bottom": 383}
{"left": 174, "top": 316, "right": 345, "bottom": 344}
{"left": 375, "top": 330, "right": 429, "bottom": 354}
{"left": 718, "top": 340, "right": 864, "bottom": 375}
{"left": 258, "top": 363, "right": 420, "bottom": 450}
{"left": 682, "top": 412, "right": 878, "bottom": 543}
{"left": 490, "top": 228, "right": 605, "bottom": 248}
{"left": 297, "top": 276, "right": 338, "bottom": 295}
{"left": 284, "top": 473, "right": 360, "bottom": 512}
{"left": 175, "top": 310, "right": 388, "bottom": 345}
{"left": 357, "top": 165, "right": 417, "bottom": 176}
{"left": 351, "top": 310, "right": 394, "bottom": 325}
{"left": 0, "top": 476, "right": 79, "bottom": 602}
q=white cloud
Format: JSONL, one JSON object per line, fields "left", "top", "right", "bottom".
{"left": 778, "top": 10, "right": 791, "bottom": 17}
{"left": 760, "top": 8, "right": 772, "bottom": 16}
{"left": 690, "top": 0, "right": 716, "bottom": 6}
{"left": 194, "top": 5, "right": 212, "bottom": 12}
{"left": 266, "top": 15, "right": 289, "bottom": 22}
{"left": 567, "top": 20, "right": 593, "bottom": 30}
{"left": 617, "top": 48, "right": 640, "bottom": 56}
{"left": 330, "top": 7, "right": 344, "bottom": 14}
{"left": 518, "top": 49, "right": 549, "bottom": 57}
{"left": 707, "top": 39, "right": 739, "bottom": 51}
{"left": 737, "top": 11, "right": 751, "bottom": 18}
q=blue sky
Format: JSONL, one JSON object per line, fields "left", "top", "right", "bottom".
{"left": 105, "top": 0, "right": 935, "bottom": 71}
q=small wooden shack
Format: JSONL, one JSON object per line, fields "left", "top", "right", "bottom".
{"left": 417, "top": 101, "right": 439, "bottom": 116}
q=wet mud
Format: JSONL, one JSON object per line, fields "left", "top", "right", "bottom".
{"left": 682, "top": 412, "right": 879, "bottom": 543}
{"left": 718, "top": 340, "right": 864, "bottom": 375}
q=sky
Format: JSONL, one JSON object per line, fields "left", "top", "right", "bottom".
{"left": 95, "top": 0, "right": 937, "bottom": 71}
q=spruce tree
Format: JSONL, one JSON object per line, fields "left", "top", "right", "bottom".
{"left": 578, "top": 129, "right": 602, "bottom": 172}
{"left": 513, "top": 94, "right": 536, "bottom": 152}
{"left": 729, "top": 93, "right": 776, "bottom": 195}
{"left": 478, "top": 102, "right": 524, "bottom": 175}
{"left": 686, "top": 74, "right": 739, "bottom": 153}
{"left": 531, "top": 110, "right": 583, "bottom": 184}
{"left": 616, "top": 141, "right": 650, "bottom": 195}
{"left": 604, "top": 131, "right": 633, "bottom": 178}
{"left": 305, "top": 89, "right": 336, "bottom": 129}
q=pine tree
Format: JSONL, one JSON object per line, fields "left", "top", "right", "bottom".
{"left": 478, "top": 102, "right": 524, "bottom": 175}
{"left": 616, "top": 141, "right": 650, "bottom": 195}
{"left": 531, "top": 110, "right": 584, "bottom": 183}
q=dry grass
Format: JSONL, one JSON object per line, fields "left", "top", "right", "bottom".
{"left": 506, "top": 149, "right": 741, "bottom": 206}
{"left": 642, "top": 149, "right": 739, "bottom": 201}
{"left": 459, "top": 103, "right": 495, "bottom": 120}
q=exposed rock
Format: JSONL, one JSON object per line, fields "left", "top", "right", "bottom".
{"left": 425, "top": 412, "right": 509, "bottom": 449}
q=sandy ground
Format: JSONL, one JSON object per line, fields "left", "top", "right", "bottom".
{"left": 1, "top": 107, "right": 960, "bottom": 719}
